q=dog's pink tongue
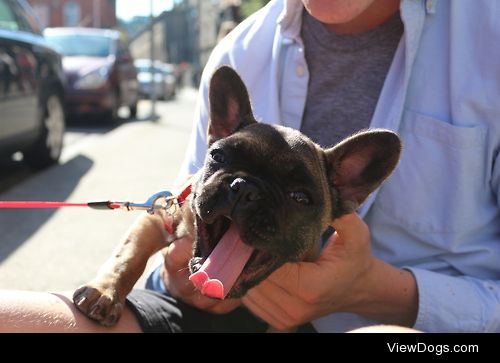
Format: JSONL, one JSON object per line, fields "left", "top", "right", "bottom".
{"left": 189, "top": 223, "right": 254, "bottom": 299}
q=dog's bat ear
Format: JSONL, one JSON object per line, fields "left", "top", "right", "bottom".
{"left": 324, "top": 129, "right": 402, "bottom": 218}
{"left": 207, "top": 65, "right": 256, "bottom": 145}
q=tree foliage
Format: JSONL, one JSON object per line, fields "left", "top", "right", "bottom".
{"left": 240, "top": 0, "right": 271, "bottom": 18}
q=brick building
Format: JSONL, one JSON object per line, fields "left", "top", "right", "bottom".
{"left": 27, "top": 0, "right": 116, "bottom": 29}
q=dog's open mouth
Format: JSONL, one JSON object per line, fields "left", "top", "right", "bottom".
{"left": 188, "top": 216, "right": 275, "bottom": 299}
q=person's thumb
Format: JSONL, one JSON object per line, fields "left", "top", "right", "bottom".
{"left": 331, "top": 213, "right": 366, "bottom": 236}
{"left": 319, "top": 213, "right": 368, "bottom": 261}
{"left": 164, "top": 236, "right": 193, "bottom": 269}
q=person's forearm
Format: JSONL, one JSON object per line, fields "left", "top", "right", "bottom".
{"left": 342, "top": 258, "right": 418, "bottom": 327}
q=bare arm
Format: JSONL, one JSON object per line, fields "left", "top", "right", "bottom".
{"left": 0, "top": 290, "right": 142, "bottom": 332}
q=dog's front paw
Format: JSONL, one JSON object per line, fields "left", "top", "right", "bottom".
{"left": 73, "top": 282, "right": 124, "bottom": 327}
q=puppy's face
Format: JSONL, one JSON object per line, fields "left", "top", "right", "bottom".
{"left": 191, "top": 124, "right": 330, "bottom": 297}
{"left": 188, "top": 66, "right": 401, "bottom": 299}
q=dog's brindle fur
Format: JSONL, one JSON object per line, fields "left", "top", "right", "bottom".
{"left": 73, "top": 66, "right": 401, "bottom": 326}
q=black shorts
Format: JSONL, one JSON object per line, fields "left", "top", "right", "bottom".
{"left": 125, "top": 266, "right": 316, "bottom": 333}
{"left": 126, "top": 289, "right": 271, "bottom": 333}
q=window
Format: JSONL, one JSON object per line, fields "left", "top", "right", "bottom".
{"left": 45, "top": 33, "right": 112, "bottom": 57}
{"left": 63, "top": 1, "right": 80, "bottom": 27}
{"left": 0, "top": 0, "right": 19, "bottom": 31}
{"left": 32, "top": 4, "right": 49, "bottom": 29}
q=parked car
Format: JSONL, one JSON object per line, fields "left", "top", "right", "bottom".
{"left": 44, "top": 27, "right": 139, "bottom": 122}
{"left": 160, "top": 62, "right": 177, "bottom": 99}
{"left": 135, "top": 59, "right": 176, "bottom": 100}
{"left": 0, "top": 0, "right": 66, "bottom": 168}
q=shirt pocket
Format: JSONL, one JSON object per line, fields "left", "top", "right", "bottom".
{"left": 374, "top": 110, "right": 488, "bottom": 234}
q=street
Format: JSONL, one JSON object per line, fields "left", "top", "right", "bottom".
{"left": 0, "top": 88, "right": 197, "bottom": 291}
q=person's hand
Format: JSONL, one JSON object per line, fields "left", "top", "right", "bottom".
{"left": 161, "top": 237, "right": 242, "bottom": 313}
{"left": 242, "top": 213, "right": 374, "bottom": 330}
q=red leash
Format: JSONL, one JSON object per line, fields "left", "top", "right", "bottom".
{"left": 0, "top": 200, "right": 123, "bottom": 210}
{"left": 0, "top": 179, "right": 192, "bottom": 212}
{"left": 0, "top": 201, "right": 90, "bottom": 208}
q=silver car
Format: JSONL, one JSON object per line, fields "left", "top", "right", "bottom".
{"left": 135, "top": 59, "right": 176, "bottom": 100}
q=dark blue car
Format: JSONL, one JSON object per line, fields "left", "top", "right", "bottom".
{"left": 0, "top": 0, "right": 66, "bottom": 168}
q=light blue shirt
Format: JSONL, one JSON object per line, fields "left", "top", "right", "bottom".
{"left": 178, "top": 0, "right": 500, "bottom": 332}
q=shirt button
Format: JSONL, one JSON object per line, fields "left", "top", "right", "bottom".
{"left": 426, "top": 0, "right": 435, "bottom": 12}
{"left": 296, "top": 65, "right": 305, "bottom": 77}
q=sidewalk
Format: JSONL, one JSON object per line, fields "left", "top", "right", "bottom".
{"left": 0, "top": 88, "right": 197, "bottom": 291}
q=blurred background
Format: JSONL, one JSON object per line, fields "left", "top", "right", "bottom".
{"left": 0, "top": 0, "right": 269, "bottom": 291}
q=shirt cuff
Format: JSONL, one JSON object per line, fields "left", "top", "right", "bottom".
{"left": 404, "top": 267, "right": 491, "bottom": 332}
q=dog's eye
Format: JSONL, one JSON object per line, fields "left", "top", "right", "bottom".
{"left": 210, "top": 149, "right": 226, "bottom": 163}
{"left": 288, "top": 191, "right": 310, "bottom": 205}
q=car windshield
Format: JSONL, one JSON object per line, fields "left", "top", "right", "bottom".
{"left": 136, "top": 65, "right": 162, "bottom": 73}
{"left": 45, "top": 33, "right": 112, "bottom": 57}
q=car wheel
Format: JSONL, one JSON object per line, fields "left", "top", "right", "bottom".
{"left": 107, "top": 90, "right": 120, "bottom": 123}
{"left": 24, "top": 92, "right": 65, "bottom": 169}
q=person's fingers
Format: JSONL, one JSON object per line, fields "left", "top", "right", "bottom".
{"left": 315, "top": 230, "right": 341, "bottom": 263}
{"left": 331, "top": 213, "right": 367, "bottom": 237}
{"left": 185, "top": 292, "right": 221, "bottom": 310}
{"left": 264, "top": 262, "right": 299, "bottom": 289}
{"left": 266, "top": 260, "right": 328, "bottom": 302}
{"left": 330, "top": 213, "right": 370, "bottom": 253}
{"left": 162, "top": 238, "right": 196, "bottom": 300}
{"left": 164, "top": 237, "right": 193, "bottom": 269}
{"left": 164, "top": 267, "right": 222, "bottom": 310}
{"left": 161, "top": 266, "right": 190, "bottom": 298}
{"left": 243, "top": 289, "right": 290, "bottom": 330}
{"left": 245, "top": 280, "right": 314, "bottom": 329}
{"left": 208, "top": 298, "right": 241, "bottom": 314}
{"left": 179, "top": 284, "right": 241, "bottom": 313}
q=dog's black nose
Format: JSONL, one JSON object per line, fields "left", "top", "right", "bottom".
{"left": 230, "top": 177, "right": 261, "bottom": 202}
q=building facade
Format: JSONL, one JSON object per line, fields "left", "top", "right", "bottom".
{"left": 27, "top": 0, "right": 116, "bottom": 29}
{"left": 128, "top": 0, "right": 241, "bottom": 86}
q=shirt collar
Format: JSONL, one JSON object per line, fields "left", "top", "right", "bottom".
{"left": 277, "top": 0, "right": 304, "bottom": 41}
{"left": 276, "top": 0, "right": 438, "bottom": 40}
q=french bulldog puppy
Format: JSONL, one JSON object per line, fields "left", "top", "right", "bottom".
{"left": 73, "top": 65, "right": 401, "bottom": 326}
